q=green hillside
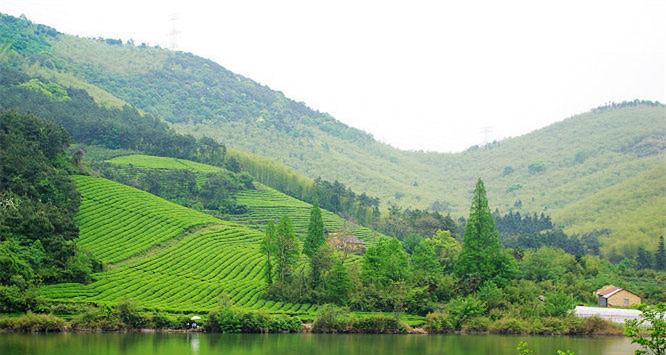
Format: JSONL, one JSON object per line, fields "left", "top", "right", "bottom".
{"left": 104, "top": 154, "right": 385, "bottom": 244}
{"left": 1, "top": 13, "right": 664, "bottom": 256}
{"left": 42, "top": 175, "right": 313, "bottom": 314}
{"left": 554, "top": 164, "right": 666, "bottom": 259}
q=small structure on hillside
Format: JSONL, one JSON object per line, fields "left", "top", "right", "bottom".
{"left": 327, "top": 233, "right": 366, "bottom": 255}
{"left": 594, "top": 285, "right": 641, "bottom": 307}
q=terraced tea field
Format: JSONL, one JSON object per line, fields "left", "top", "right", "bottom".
{"left": 229, "top": 185, "right": 384, "bottom": 244}
{"left": 106, "top": 154, "right": 386, "bottom": 244}
{"left": 73, "top": 175, "right": 220, "bottom": 263}
{"left": 43, "top": 176, "right": 311, "bottom": 314}
{"left": 106, "top": 154, "right": 220, "bottom": 172}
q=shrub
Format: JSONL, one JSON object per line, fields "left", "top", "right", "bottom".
{"left": 350, "top": 314, "right": 407, "bottom": 334}
{"left": 207, "top": 307, "right": 242, "bottom": 333}
{"left": 116, "top": 299, "right": 148, "bottom": 329}
{"left": 150, "top": 312, "right": 174, "bottom": 329}
{"left": 544, "top": 292, "right": 572, "bottom": 317}
{"left": 447, "top": 296, "right": 486, "bottom": 330}
{"left": 425, "top": 312, "right": 454, "bottom": 333}
{"left": 49, "top": 303, "right": 84, "bottom": 315}
{"left": 206, "top": 306, "right": 301, "bottom": 333}
{"left": 462, "top": 316, "right": 491, "bottom": 332}
{"left": 2, "top": 312, "right": 67, "bottom": 332}
{"left": 0, "top": 285, "right": 26, "bottom": 313}
{"left": 528, "top": 161, "right": 546, "bottom": 174}
{"left": 489, "top": 317, "right": 529, "bottom": 334}
{"left": 312, "top": 304, "right": 349, "bottom": 333}
{"left": 70, "top": 305, "right": 118, "bottom": 330}
{"left": 574, "top": 316, "right": 621, "bottom": 335}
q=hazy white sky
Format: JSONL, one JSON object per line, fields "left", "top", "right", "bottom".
{"left": 2, "top": 0, "right": 665, "bottom": 152}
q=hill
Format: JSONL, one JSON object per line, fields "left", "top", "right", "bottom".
{"left": 42, "top": 175, "right": 314, "bottom": 314}
{"left": 1, "top": 13, "right": 664, "bottom": 257}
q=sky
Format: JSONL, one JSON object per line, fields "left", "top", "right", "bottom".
{"left": 2, "top": 0, "right": 665, "bottom": 152}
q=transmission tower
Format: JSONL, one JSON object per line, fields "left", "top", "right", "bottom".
{"left": 168, "top": 14, "right": 179, "bottom": 50}
{"left": 480, "top": 126, "right": 494, "bottom": 146}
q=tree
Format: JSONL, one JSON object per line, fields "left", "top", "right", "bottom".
{"left": 411, "top": 239, "right": 442, "bottom": 286}
{"left": 303, "top": 201, "right": 327, "bottom": 287}
{"left": 326, "top": 261, "right": 351, "bottom": 305}
{"left": 260, "top": 220, "right": 276, "bottom": 285}
{"left": 275, "top": 215, "right": 299, "bottom": 287}
{"left": 656, "top": 236, "right": 665, "bottom": 271}
{"left": 624, "top": 303, "right": 666, "bottom": 355}
{"left": 454, "top": 178, "right": 517, "bottom": 289}
{"left": 427, "top": 230, "right": 461, "bottom": 273}
{"left": 636, "top": 247, "right": 653, "bottom": 270}
{"left": 362, "top": 237, "right": 411, "bottom": 287}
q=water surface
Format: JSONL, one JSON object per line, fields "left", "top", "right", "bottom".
{"left": 0, "top": 332, "right": 638, "bottom": 355}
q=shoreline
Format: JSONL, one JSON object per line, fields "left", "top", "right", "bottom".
{"left": 0, "top": 324, "right": 627, "bottom": 336}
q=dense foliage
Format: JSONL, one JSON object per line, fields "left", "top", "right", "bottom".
{"left": 0, "top": 111, "right": 100, "bottom": 312}
{"left": 93, "top": 161, "right": 252, "bottom": 216}
{"left": 0, "top": 68, "right": 229, "bottom": 167}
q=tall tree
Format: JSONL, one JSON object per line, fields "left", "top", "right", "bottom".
{"left": 275, "top": 215, "right": 299, "bottom": 287}
{"left": 303, "top": 200, "right": 325, "bottom": 257}
{"left": 656, "top": 235, "right": 666, "bottom": 271}
{"left": 303, "top": 201, "right": 328, "bottom": 288}
{"left": 454, "top": 178, "right": 517, "bottom": 289}
{"left": 260, "top": 220, "right": 276, "bottom": 285}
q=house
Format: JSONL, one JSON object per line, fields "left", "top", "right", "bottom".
{"left": 326, "top": 233, "right": 366, "bottom": 254}
{"left": 594, "top": 285, "right": 641, "bottom": 307}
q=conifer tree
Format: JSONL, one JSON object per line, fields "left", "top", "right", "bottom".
{"left": 454, "top": 178, "right": 517, "bottom": 289}
{"left": 303, "top": 200, "right": 325, "bottom": 257}
{"left": 656, "top": 235, "right": 666, "bottom": 271}
{"left": 303, "top": 201, "right": 329, "bottom": 288}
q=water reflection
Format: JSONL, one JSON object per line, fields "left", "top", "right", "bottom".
{"left": 0, "top": 333, "right": 638, "bottom": 355}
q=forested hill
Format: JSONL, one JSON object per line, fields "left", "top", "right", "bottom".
{"left": 1, "top": 13, "right": 664, "bottom": 257}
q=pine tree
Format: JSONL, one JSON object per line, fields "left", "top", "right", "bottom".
{"left": 303, "top": 201, "right": 329, "bottom": 288}
{"left": 303, "top": 200, "right": 325, "bottom": 257}
{"left": 454, "top": 178, "right": 517, "bottom": 289}
{"left": 260, "top": 220, "right": 276, "bottom": 285}
{"left": 656, "top": 235, "right": 665, "bottom": 271}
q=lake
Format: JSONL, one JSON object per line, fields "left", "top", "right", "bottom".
{"left": 0, "top": 333, "right": 638, "bottom": 355}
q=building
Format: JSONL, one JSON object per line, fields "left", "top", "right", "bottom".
{"left": 594, "top": 285, "right": 641, "bottom": 307}
{"left": 326, "top": 234, "right": 366, "bottom": 254}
